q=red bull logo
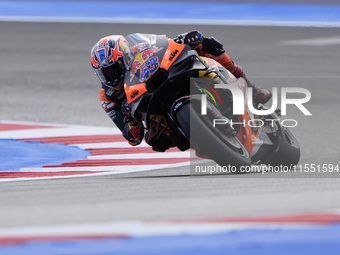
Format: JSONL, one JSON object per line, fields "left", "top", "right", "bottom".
{"left": 131, "top": 43, "right": 148, "bottom": 55}
{"left": 130, "top": 47, "right": 163, "bottom": 82}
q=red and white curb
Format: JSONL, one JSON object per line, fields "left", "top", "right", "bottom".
{"left": 0, "top": 212, "right": 339, "bottom": 245}
{"left": 0, "top": 120, "right": 192, "bottom": 182}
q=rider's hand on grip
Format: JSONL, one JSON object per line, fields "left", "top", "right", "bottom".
{"left": 174, "top": 30, "right": 203, "bottom": 48}
{"left": 121, "top": 99, "right": 144, "bottom": 146}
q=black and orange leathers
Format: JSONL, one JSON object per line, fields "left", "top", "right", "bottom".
{"left": 190, "top": 34, "right": 271, "bottom": 104}
{"left": 193, "top": 36, "right": 246, "bottom": 79}
{"left": 99, "top": 83, "right": 144, "bottom": 146}
{"left": 99, "top": 83, "right": 126, "bottom": 132}
{"left": 99, "top": 33, "right": 253, "bottom": 146}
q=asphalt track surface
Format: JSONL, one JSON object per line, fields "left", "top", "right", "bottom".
{"left": 0, "top": 22, "right": 340, "bottom": 229}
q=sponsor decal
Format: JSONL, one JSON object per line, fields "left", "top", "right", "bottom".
{"left": 130, "top": 47, "right": 162, "bottom": 82}
{"left": 169, "top": 49, "right": 179, "bottom": 61}
{"left": 131, "top": 42, "right": 149, "bottom": 55}
{"left": 106, "top": 88, "right": 114, "bottom": 96}
{"left": 172, "top": 96, "right": 191, "bottom": 113}
{"left": 140, "top": 56, "right": 160, "bottom": 82}
{"left": 107, "top": 110, "right": 116, "bottom": 119}
{"left": 101, "top": 100, "right": 116, "bottom": 110}
{"left": 130, "top": 90, "right": 139, "bottom": 100}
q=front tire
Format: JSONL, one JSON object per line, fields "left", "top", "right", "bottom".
{"left": 175, "top": 102, "right": 251, "bottom": 169}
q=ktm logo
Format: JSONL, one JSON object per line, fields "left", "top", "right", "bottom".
{"left": 169, "top": 49, "right": 179, "bottom": 61}
{"left": 130, "top": 90, "right": 139, "bottom": 99}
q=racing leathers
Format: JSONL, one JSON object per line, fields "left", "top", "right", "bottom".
{"left": 100, "top": 83, "right": 144, "bottom": 146}
{"left": 99, "top": 31, "right": 272, "bottom": 151}
{"left": 174, "top": 31, "right": 272, "bottom": 105}
{"left": 100, "top": 81, "right": 184, "bottom": 152}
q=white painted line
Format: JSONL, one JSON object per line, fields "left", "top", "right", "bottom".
{"left": 19, "top": 162, "right": 191, "bottom": 173}
{"left": 0, "top": 126, "right": 121, "bottom": 139}
{"left": 1, "top": 16, "right": 340, "bottom": 28}
{"left": 281, "top": 36, "right": 340, "bottom": 46}
{"left": 0, "top": 219, "right": 323, "bottom": 239}
{"left": 0, "top": 120, "right": 68, "bottom": 127}
{"left": 0, "top": 162, "right": 193, "bottom": 182}
{"left": 0, "top": 171, "right": 119, "bottom": 183}
{"left": 73, "top": 141, "right": 150, "bottom": 149}
{"left": 87, "top": 151, "right": 190, "bottom": 160}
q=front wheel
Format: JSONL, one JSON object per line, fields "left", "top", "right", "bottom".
{"left": 174, "top": 102, "right": 251, "bottom": 169}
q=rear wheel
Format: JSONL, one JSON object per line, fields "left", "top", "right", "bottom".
{"left": 264, "top": 127, "right": 300, "bottom": 168}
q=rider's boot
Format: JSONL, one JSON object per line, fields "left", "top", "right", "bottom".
{"left": 195, "top": 36, "right": 272, "bottom": 105}
{"left": 243, "top": 76, "right": 272, "bottom": 105}
{"left": 227, "top": 63, "right": 272, "bottom": 105}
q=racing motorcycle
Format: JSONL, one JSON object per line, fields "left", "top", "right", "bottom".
{"left": 124, "top": 33, "right": 300, "bottom": 169}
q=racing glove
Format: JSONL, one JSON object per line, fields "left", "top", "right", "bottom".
{"left": 174, "top": 31, "right": 226, "bottom": 57}
{"left": 123, "top": 119, "right": 144, "bottom": 146}
{"left": 121, "top": 100, "right": 144, "bottom": 146}
{"left": 174, "top": 30, "right": 203, "bottom": 48}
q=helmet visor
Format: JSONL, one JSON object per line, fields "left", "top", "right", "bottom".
{"left": 95, "top": 59, "right": 125, "bottom": 87}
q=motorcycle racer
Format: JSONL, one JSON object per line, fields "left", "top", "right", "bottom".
{"left": 90, "top": 31, "right": 272, "bottom": 151}
{"left": 174, "top": 31, "right": 271, "bottom": 104}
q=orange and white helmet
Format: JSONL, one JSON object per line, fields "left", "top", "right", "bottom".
{"left": 91, "top": 35, "right": 133, "bottom": 88}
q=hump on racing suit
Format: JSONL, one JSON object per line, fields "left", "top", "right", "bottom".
{"left": 99, "top": 34, "right": 160, "bottom": 147}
